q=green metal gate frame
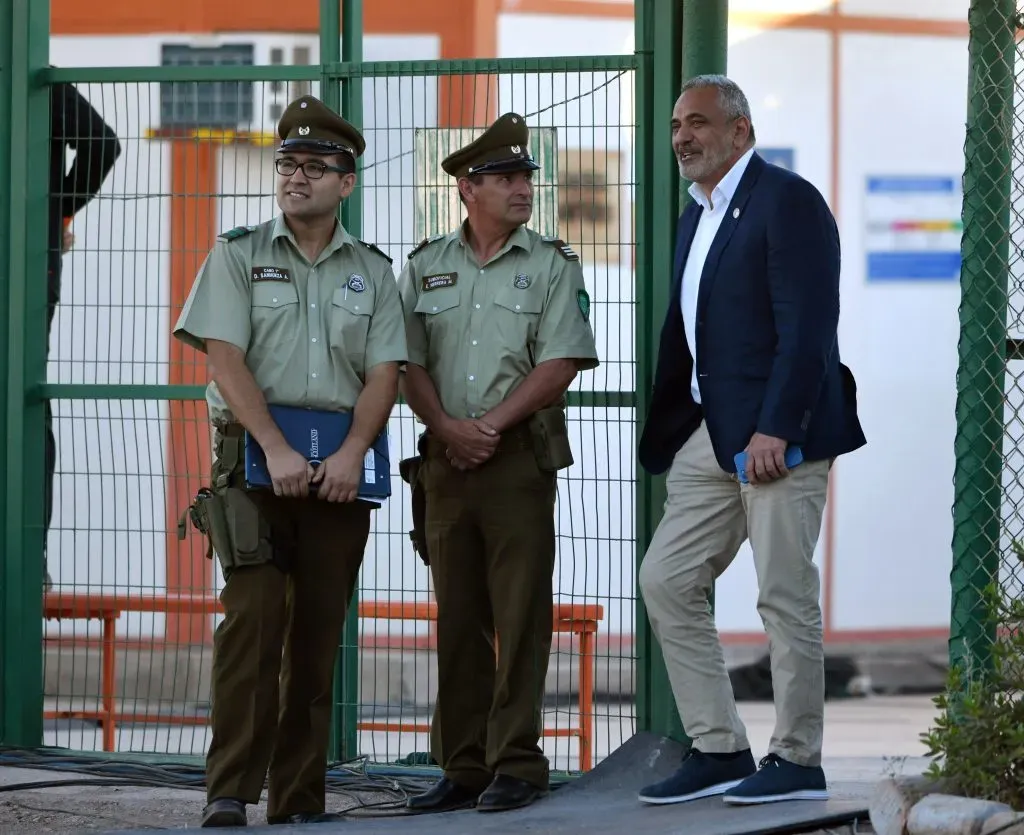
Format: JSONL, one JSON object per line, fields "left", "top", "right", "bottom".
{"left": 0, "top": 0, "right": 730, "bottom": 760}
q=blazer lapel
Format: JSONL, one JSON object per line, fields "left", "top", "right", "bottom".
{"left": 695, "top": 152, "right": 765, "bottom": 315}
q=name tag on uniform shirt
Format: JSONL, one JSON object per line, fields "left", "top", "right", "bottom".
{"left": 251, "top": 266, "right": 291, "bottom": 283}
{"left": 422, "top": 272, "right": 458, "bottom": 292}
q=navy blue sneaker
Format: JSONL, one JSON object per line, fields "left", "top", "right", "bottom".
{"left": 638, "top": 748, "right": 757, "bottom": 805}
{"left": 723, "top": 754, "right": 828, "bottom": 805}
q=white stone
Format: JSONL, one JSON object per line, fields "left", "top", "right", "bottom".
{"left": 908, "top": 794, "right": 1013, "bottom": 835}
{"left": 871, "top": 776, "right": 945, "bottom": 835}
{"left": 981, "top": 811, "right": 1024, "bottom": 835}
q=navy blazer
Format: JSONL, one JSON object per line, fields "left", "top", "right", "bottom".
{"left": 638, "top": 151, "right": 866, "bottom": 476}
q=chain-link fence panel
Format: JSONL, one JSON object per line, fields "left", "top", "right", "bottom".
{"left": 37, "top": 60, "right": 638, "bottom": 773}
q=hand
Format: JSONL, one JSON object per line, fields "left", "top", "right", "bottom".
{"left": 310, "top": 443, "right": 365, "bottom": 502}
{"left": 439, "top": 418, "right": 499, "bottom": 468}
{"left": 61, "top": 229, "right": 74, "bottom": 254}
{"left": 265, "top": 443, "right": 316, "bottom": 498}
{"left": 744, "top": 432, "right": 789, "bottom": 485}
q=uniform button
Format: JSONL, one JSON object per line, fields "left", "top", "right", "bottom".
{"left": 515, "top": 304, "right": 521, "bottom": 310}
{"left": 272, "top": 297, "right": 278, "bottom": 303}
{"left": 432, "top": 306, "right": 438, "bottom": 312}
{"left": 475, "top": 303, "right": 481, "bottom": 309}
{"left": 312, "top": 372, "right": 318, "bottom": 378}
{"left": 479, "top": 269, "right": 485, "bottom": 274}
{"left": 468, "top": 375, "right": 475, "bottom": 381}
{"left": 312, "top": 337, "right": 318, "bottom": 343}
{"left": 470, "top": 412, "right": 477, "bottom": 417}
{"left": 310, "top": 303, "right": 316, "bottom": 309}
{"left": 354, "top": 305, "right": 360, "bottom": 311}
{"left": 472, "top": 340, "right": 478, "bottom": 346}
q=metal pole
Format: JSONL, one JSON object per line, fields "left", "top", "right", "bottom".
{"left": 337, "top": 0, "right": 365, "bottom": 763}
{"left": 680, "top": 0, "right": 729, "bottom": 207}
{"left": 950, "top": 0, "right": 1014, "bottom": 685}
{"left": 634, "top": 0, "right": 683, "bottom": 742}
{"left": 635, "top": 0, "right": 727, "bottom": 743}
{"left": 0, "top": 0, "right": 49, "bottom": 746}
{"left": 322, "top": 0, "right": 365, "bottom": 763}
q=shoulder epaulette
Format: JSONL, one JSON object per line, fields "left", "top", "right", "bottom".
{"left": 542, "top": 236, "right": 579, "bottom": 262}
{"left": 217, "top": 225, "right": 257, "bottom": 243}
{"left": 408, "top": 234, "right": 445, "bottom": 259}
{"left": 359, "top": 239, "right": 393, "bottom": 265}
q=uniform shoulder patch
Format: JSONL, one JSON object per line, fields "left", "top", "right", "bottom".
{"left": 408, "top": 234, "right": 445, "bottom": 260}
{"left": 359, "top": 239, "right": 393, "bottom": 265}
{"left": 217, "top": 225, "right": 257, "bottom": 243}
{"left": 542, "top": 236, "right": 579, "bottom": 262}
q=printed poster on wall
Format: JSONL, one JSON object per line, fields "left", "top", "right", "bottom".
{"left": 864, "top": 175, "right": 963, "bottom": 283}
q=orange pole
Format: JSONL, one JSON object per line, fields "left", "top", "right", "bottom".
{"left": 578, "top": 629, "right": 594, "bottom": 771}
{"left": 102, "top": 613, "right": 117, "bottom": 751}
{"left": 165, "top": 140, "right": 217, "bottom": 646}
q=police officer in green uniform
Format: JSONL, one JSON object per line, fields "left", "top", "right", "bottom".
{"left": 172, "top": 95, "right": 407, "bottom": 828}
{"left": 398, "top": 112, "right": 599, "bottom": 813}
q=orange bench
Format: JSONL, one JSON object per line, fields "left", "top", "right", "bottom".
{"left": 43, "top": 593, "right": 603, "bottom": 770}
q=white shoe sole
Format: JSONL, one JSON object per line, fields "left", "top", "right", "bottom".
{"left": 638, "top": 779, "right": 745, "bottom": 806}
{"left": 723, "top": 789, "right": 830, "bottom": 805}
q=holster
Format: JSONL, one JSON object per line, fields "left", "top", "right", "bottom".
{"left": 528, "top": 405, "right": 574, "bottom": 472}
{"left": 399, "top": 433, "right": 430, "bottom": 566}
{"left": 176, "top": 425, "right": 276, "bottom": 577}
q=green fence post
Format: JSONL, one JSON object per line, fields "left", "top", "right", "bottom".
{"left": 338, "top": 0, "right": 365, "bottom": 764}
{"left": 950, "top": 0, "right": 1014, "bottom": 685}
{"left": 634, "top": 0, "right": 684, "bottom": 742}
{"left": 0, "top": 0, "right": 49, "bottom": 747}
{"left": 319, "top": 0, "right": 353, "bottom": 764}
{"left": 323, "top": 0, "right": 365, "bottom": 764}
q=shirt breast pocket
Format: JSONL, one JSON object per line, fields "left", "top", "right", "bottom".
{"left": 330, "top": 286, "right": 374, "bottom": 368}
{"left": 492, "top": 286, "right": 543, "bottom": 354}
{"left": 414, "top": 287, "right": 461, "bottom": 338}
{"left": 250, "top": 282, "right": 299, "bottom": 346}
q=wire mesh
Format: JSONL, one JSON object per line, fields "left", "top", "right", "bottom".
{"left": 40, "top": 62, "right": 638, "bottom": 773}
{"left": 951, "top": 0, "right": 1023, "bottom": 690}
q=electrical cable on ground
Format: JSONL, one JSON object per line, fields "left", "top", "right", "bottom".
{"left": 0, "top": 746, "right": 454, "bottom": 817}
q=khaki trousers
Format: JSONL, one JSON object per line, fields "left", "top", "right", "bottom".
{"left": 638, "top": 422, "right": 829, "bottom": 767}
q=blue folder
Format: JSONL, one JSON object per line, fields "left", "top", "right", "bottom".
{"left": 244, "top": 404, "right": 392, "bottom": 502}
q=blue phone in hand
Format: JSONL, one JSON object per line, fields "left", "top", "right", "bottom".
{"left": 734, "top": 445, "right": 803, "bottom": 484}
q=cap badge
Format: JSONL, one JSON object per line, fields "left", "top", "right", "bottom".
{"left": 300, "top": 102, "right": 308, "bottom": 108}
{"left": 348, "top": 274, "right": 365, "bottom": 293}
{"left": 298, "top": 126, "right": 310, "bottom": 135}
{"left": 511, "top": 145, "right": 521, "bottom": 154}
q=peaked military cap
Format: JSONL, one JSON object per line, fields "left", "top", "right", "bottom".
{"left": 277, "top": 95, "right": 366, "bottom": 159}
{"left": 441, "top": 112, "right": 541, "bottom": 179}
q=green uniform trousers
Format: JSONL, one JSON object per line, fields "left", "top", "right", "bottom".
{"left": 422, "top": 426, "right": 557, "bottom": 792}
{"left": 204, "top": 427, "right": 371, "bottom": 822}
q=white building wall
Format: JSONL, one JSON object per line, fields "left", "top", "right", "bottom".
{"left": 45, "top": 1, "right": 973, "bottom": 641}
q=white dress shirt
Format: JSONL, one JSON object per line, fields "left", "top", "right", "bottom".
{"left": 680, "top": 146, "right": 755, "bottom": 404}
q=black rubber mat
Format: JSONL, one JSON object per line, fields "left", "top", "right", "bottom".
{"left": 104, "top": 732, "right": 871, "bottom": 834}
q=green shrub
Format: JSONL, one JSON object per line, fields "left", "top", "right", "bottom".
{"left": 920, "top": 562, "right": 1024, "bottom": 809}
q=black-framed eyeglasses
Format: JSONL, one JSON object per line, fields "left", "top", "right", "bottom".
{"left": 275, "top": 158, "right": 348, "bottom": 179}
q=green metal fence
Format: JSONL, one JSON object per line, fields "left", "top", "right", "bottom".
{"left": 0, "top": 0, "right": 701, "bottom": 769}
{"left": 950, "top": 0, "right": 1023, "bottom": 689}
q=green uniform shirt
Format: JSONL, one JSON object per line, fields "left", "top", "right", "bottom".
{"left": 173, "top": 215, "right": 408, "bottom": 422}
{"left": 396, "top": 223, "right": 599, "bottom": 420}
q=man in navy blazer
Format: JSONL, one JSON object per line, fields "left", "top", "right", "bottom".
{"left": 636, "top": 75, "right": 865, "bottom": 808}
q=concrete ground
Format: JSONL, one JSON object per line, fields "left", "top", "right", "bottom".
{"left": 0, "top": 694, "right": 939, "bottom": 833}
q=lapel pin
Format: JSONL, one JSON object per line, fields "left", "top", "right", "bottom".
{"left": 732, "top": 208, "right": 740, "bottom": 219}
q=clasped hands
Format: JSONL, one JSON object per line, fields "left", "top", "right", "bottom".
{"left": 439, "top": 417, "right": 500, "bottom": 471}
{"left": 265, "top": 441, "right": 366, "bottom": 502}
